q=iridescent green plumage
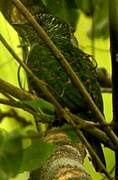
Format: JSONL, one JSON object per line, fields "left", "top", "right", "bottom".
{"left": 25, "top": 13, "right": 103, "bottom": 114}
{"left": 16, "top": 1, "right": 106, "bottom": 171}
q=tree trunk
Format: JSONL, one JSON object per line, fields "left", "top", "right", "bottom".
{"left": 109, "top": 0, "right": 118, "bottom": 179}
{"left": 29, "top": 128, "right": 92, "bottom": 180}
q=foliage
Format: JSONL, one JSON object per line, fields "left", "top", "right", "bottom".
{"left": 20, "top": 137, "right": 55, "bottom": 172}
{"left": 0, "top": 0, "right": 117, "bottom": 179}
{"left": 0, "top": 129, "right": 22, "bottom": 179}
{"left": 0, "top": 129, "right": 55, "bottom": 180}
{"left": 23, "top": 99, "right": 55, "bottom": 123}
{"left": 43, "top": 0, "right": 109, "bottom": 38}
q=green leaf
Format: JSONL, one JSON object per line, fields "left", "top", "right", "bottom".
{"left": 0, "top": 130, "right": 23, "bottom": 178}
{"left": 0, "top": 170, "right": 9, "bottom": 180}
{"left": 24, "top": 98, "right": 55, "bottom": 115}
{"left": 78, "top": 0, "right": 93, "bottom": 16}
{"left": 43, "top": 0, "right": 80, "bottom": 30}
{"left": 20, "top": 138, "right": 55, "bottom": 171}
{"left": 24, "top": 99, "right": 55, "bottom": 123}
{"left": 0, "top": 129, "right": 8, "bottom": 146}
{"left": 62, "top": 124, "right": 80, "bottom": 143}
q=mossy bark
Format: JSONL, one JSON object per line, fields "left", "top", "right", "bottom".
{"left": 29, "top": 128, "right": 92, "bottom": 180}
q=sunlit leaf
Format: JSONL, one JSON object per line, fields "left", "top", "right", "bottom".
{"left": 24, "top": 99, "right": 55, "bottom": 115}
{"left": 24, "top": 99, "right": 55, "bottom": 123}
{"left": 0, "top": 130, "right": 23, "bottom": 177}
{"left": 20, "top": 138, "right": 55, "bottom": 171}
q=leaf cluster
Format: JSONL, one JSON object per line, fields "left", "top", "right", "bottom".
{"left": 0, "top": 129, "right": 55, "bottom": 180}
{"left": 0, "top": 0, "right": 117, "bottom": 179}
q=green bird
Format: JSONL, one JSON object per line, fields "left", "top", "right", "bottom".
{"left": 15, "top": 0, "right": 106, "bottom": 172}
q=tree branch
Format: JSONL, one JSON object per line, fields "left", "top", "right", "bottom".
{"left": 0, "top": 78, "right": 36, "bottom": 101}
{"left": 0, "top": 2, "right": 116, "bottom": 176}
{"left": 68, "top": 120, "right": 113, "bottom": 179}
{"left": 0, "top": 98, "right": 37, "bottom": 116}
{"left": 0, "top": 34, "right": 111, "bottom": 176}
{"left": 9, "top": 0, "right": 118, "bottom": 148}
{"left": 0, "top": 78, "right": 114, "bottom": 148}
{"left": 70, "top": 112, "right": 115, "bottom": 149}
{"left": 10, "top": 0, "right": 104, "bottom": 121}
{"left": 30, "top": 128, "right": 91, "bottom": 180}
{"left": 109, "top": 0, "right": 118, "bottom": 179}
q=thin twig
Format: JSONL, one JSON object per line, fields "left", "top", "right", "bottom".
{"left": 0, "top": 83, "right": 114, "bottom": 148}
{"left": 0, "top": 77, "right": 114, "bottom": 150}
{"left": 10, "top": 0, "right": 118, "bottom": 147}
{"left": 0, "top": 78, "right": 114, "bottom": 148}
{"left": 0, "top": 98, "right": 37, "bottom": 116}
{"left": 0, "top": 78, "right": 36, "bottom": 101}
{"left": 0, "top": 34, "right": 111, "bottom": 177}
{"left": 0, "top": 91, "right": 15, "bottom": 100}
{"left": 70, "top": 113, "right": 115, "bottom": 149}
{"left": 65, "top": 112, "right": 113, "bottom": 180}
{"left": 0, "top": 98, "right": 55, "bottom": 124}
{"left": 109, "top": 0, "right": 118, "bottom": 178}
{"left": 0, "top": 33, "right": 67, "bottom": 119}
{"left": 11, "top": 0, "right": 105, "bottom": 122}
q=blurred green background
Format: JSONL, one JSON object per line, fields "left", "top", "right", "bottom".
{"left": 0, "top": 9, "right": 114, "bottom": 180}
